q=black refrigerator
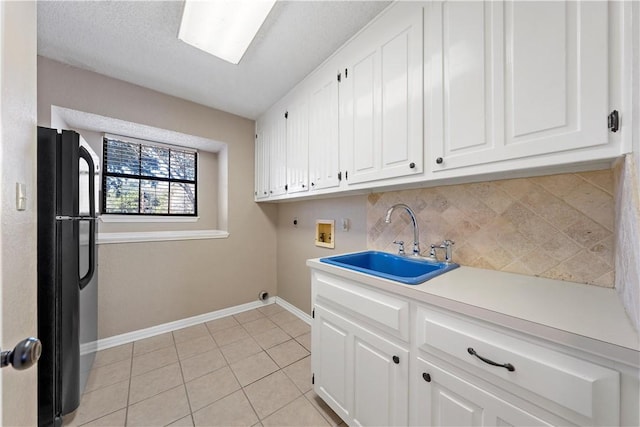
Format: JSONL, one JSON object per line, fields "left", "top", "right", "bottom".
{"left": 37, "top": 127, "right": 99, "bottom": 427}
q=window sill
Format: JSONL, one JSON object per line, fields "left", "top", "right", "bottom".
{"left": 99, "top": 215, "right": 199, "bottom": 223}
{"left": 97, "top": 229, "right": 229, "bottom": 244}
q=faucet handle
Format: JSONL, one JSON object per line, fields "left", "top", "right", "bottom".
{"left": 426, "top": 243, "right": 438, "bottom": 260}
{"left": 393, "top": 240, "right": 405, "bottom": 255}
{"left": 439, "top": 240, "right": 455, "bottom": 262}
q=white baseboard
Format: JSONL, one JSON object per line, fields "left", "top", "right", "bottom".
{"left": 275, "top": 297, "right": 312, "bottom": 325}
{"left": 82, "top": 297, "right": 278, "bottom": 354}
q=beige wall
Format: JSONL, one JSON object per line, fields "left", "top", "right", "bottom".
{"left": 1, "top": 2, "right": 38, "bottom": 425}
{"left": 276, "top": 196, "right": 367, "bottom": 313}
{"left": 614, "top": 155, "right": 640, "bottom": 332}
{"left": 38, "top": 56, "right": 278, "bottom": 338}
{"left": 613, "top": 4, "right": 639, "bottom": 331}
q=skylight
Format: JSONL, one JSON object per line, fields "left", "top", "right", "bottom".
{"left": 178, "top": 0, "right": 276, "bottom": 65}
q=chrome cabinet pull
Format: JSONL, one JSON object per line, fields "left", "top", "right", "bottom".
{"left": 467, "top": 347, "right": 515, "bottom": 372}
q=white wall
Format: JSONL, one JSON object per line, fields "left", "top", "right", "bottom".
{"left": 635, "top": 1, "right": 640, "bottom": 188}
{"left": 0, "top": 2, "right": 38, "bottom": 425}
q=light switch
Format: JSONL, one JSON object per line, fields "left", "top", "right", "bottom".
{"left": 16, "top": 183, "right": 26, "bottom": 211}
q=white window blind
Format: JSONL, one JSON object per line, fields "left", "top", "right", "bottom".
{"left": 103, "top": 137, "right": 197, "bottom": 216}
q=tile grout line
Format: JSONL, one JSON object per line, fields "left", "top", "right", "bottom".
{"left": 205, "top": 314, "right": 265, "bottom": 423}
{"left": 219, "top": 317, "right": 263, "bottom": 424}
{"left": 302, "top": 391, "right": 336, "bottom": 427}
{"left": 124, "top": 342, "right": 134, "bottom": 426}
{"left": 172, "top": 331, "right": 196, "bottom": 427}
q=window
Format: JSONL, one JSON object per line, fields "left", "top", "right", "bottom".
{"left": 102, "top": 136, "right": 197, "bottom": 216}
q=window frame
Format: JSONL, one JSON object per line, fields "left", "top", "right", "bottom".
{"left": 101, "top": 136, "right": 198, "bottom": 217}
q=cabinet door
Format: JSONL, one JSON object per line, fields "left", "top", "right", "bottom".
{"left": 428, "top": 1, "right": 610, "bottom": 172}
{"left": 502, "top": 1, "right": 609, "bottom": 158}
{"left": 254, "top": 121, "right": 270, "bottom": 200}
{"left": 308, "top": 68, "right": 341, "bottom": 191}
{"left": 352, "top": 324, "right": 409, "bottom": 427}
{"left": 268, "top": 111, "right": 287, "bottom": 197}
{"left": 313, "top": 305, "right": 352, "bottom": 421}
{"left": 313, "top": 304, "right": 409, "bottom": 427}
{"left": 426, "top": 1, "right": 502, "bottom": 172}
{"left": 286, "top": 95, "right": 309, "bottom": 194}
{"left": 341, "top": 2, "right": 423, "bottom": 185}
{"left": 412, "top": 357, "right": 559, "bottom": 427}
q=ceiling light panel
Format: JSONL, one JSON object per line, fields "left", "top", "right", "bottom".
{"left": 178, "top": 0, "right": 276, "bottom": 65}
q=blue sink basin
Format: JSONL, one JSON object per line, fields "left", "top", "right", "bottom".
{"left": 320, "top": 251, "right": 458, "bottom": 285}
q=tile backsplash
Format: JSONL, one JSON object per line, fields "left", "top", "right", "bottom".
{"left": 367, "top": 171, "right": 615, "bottom": 287}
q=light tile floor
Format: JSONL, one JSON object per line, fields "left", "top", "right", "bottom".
{"left": 66, "top": 304, "right": 344, "bottom": 427}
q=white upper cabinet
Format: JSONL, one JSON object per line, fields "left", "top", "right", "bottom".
{"left": 254, "top": 119, "right": 270, "bottom": 200}
{"left": 308, "top": 62, "right": 341, "bottom": 191}
{"left": 255, "top": 0, "right": 628, "bottom": 202}
{"left": 268, "top": 109, "right": 288, "bottom": 197}
{"left": 425, "top": 1, "right": 500, "bottom": 171}
{"left": 340, "top": 2, "right": 424, "bottom": 185}
{"left": 427, "top": 1, "right": 611, "bottom": 172}
{"left": 286, "top": 93, "right": 309, "bottom": 194}
{"left": 502, "top": 1, "right": 608, "bottom": 156}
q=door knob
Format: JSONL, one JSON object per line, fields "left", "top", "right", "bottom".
{"left": 1, "top": 337, "right": 42, "bottom": 370}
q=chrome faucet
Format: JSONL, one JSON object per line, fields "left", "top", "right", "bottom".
{"left": 384, "top": 204, "right": 421, "bottom": 256}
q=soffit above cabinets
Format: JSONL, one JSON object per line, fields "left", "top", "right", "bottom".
{"left": 37, "top": 1, "right": 390, "bottom": 120}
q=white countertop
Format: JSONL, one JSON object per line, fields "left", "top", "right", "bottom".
{"left": 307, "top": 258, "right": 640, "bottom": 365}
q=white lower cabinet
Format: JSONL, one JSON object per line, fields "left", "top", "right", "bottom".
{"left": 310, "top": 268, "right": 627, "bottom": 427}
{"left": 312, "top": 269, "right": 410, "bottom": 427}
{"left": 313, "top": 304, "right": 409, "bottom": 427}
{"left": 411, "top": 356, "right": 562, "bottom": 427}
{"left": 413, "top": 305, "right": 620, "bottom": 426}
{"left": 313, "top": 305, "right": 350, "bottom": 419}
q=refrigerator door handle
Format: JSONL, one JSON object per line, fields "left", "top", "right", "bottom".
{"left": 78, "top": 146, "right": 96, "bottom": 290}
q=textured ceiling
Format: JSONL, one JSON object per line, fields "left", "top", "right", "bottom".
{"left": 37, "top": 1, "right": 391, "bottom": 120}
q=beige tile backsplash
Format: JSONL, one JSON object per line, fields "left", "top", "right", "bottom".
{"left": 367, "top": 171, "right": 615, "bottom": 287}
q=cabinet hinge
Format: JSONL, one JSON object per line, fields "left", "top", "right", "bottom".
{"left": 312, "top": 308, "right": 315, "bottom": 318}
{"left": 344, "top": 68, "right": 348, "bottom": 79}
{"left": 285, "top": 184, "right": 288, "bottom": 191}
{"left": 338, "top": 171, "right": 342, "bottom": 181}
{"left": 312, "top": 373, "right": 315, "bottom": 385}
{"left": 255, "top": 134, "right": 258, "bottom": 139}
{"left": 337, "top": 73, "right": 341, "bottom": 83}
{"left": 345, "top": 171, "right": 348, "bottom": 180}
{"left": 285, "top": 111, "right": 288, "bottom": 119}
{"left": 608, "top": 110, "right": 619, "bottom": 132}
